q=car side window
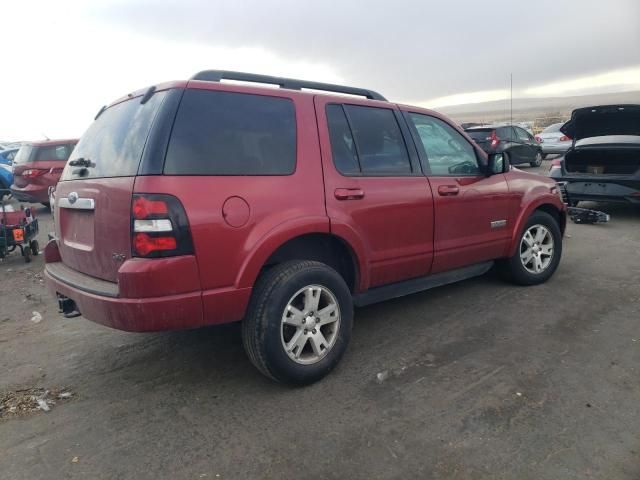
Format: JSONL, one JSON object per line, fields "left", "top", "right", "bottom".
{"left": 325, "top": 104, "right": 360, "bottom": 175}
{"left": 408, "top": 113, "right": 480, "bottom": 176}
{"left": 516, "top": 128, "right": 530, "bottom": 142}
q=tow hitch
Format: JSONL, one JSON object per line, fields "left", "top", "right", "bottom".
{"left": 57, "top": 294, "right": 81, "bottom": 318}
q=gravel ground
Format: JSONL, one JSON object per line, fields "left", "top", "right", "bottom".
{"left": 1, "top": 161, "right": 639, "bottom": 479}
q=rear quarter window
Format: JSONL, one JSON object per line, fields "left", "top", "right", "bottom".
{"left": 13, "top": 145, "right": 34, "bottom": 164}
{"left": 164, "top": 89, "right": 296, "bottom": 175}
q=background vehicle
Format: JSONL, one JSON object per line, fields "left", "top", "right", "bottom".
{"left": 535, "top": 123, "right": 572, "bottom": 158}
{"left": 465, "top": 125, "right": 544, "bottom": 167}
{"left": 11, "top": 139, "right": 77, "bottom": 206}
{"left": 0, "top": 193, "right": 39, "bottom": 262}
{"left": 549, "top": 104, "right": 640, "bottom": 205}
{"left": 45, "top": 71, "right": 565, "bottom": 384}
{"left": 0, "top": 163, "right": 13, "bottom": 199}
{"left": 0, "top": 148, "right": 19, "bottom": 165}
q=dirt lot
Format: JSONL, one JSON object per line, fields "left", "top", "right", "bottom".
{"left": 1, "top": 161, "right": 639, "bottom": 479}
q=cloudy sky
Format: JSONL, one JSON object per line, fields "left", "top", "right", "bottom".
{"left": 2, "top": 0, "right": 639, "bottom": 140}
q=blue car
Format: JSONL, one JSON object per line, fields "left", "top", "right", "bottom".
{"left": 0, "top": 148, "right": 19, "bottom": 166}
{"left": 0, "top": 161, "right": 12, "bottom": 199}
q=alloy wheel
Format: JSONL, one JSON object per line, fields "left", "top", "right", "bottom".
{"left": 520, "top": 224, "right": 554, "bottom": 274}
{"left": 281, "top": 285, "right": 341, "bottom": 365}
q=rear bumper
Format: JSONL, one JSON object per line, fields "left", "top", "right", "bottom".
{"left": 11, "top": 184, "right": 49, "bottom": 204}
{"left": 554, "top": 177, "right": 640, "bottom": 204}
{"left": 46, "top": 266, "right": 204, "bottom": 331}
{"left": 44, "top": 243, "right": 251, "bottom": 331}
{"left": 541, "top": 145, "right": 570, "bottom": 155}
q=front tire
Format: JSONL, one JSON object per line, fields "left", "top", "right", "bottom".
{"left": 499, "top": 211, "right": 562, "bottom": 285}
{"left": 242, "top": 260, "right": 353, "bottom": 385}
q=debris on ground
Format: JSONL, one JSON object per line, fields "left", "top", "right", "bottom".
{"left": 0, "top": 387, "right": 73, "bottom": 418}
{"left": 30, "top": 311, "right": 42, "bottom": 323}
{"left": 71, "top": 456, "right": 79, "bottom": 464}
{"left": 376, "top": 370, "right": 389, "bottom": 384}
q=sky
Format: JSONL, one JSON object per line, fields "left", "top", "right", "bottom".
{"left": 2, "top": 0, "right": 639, "bottom": 141}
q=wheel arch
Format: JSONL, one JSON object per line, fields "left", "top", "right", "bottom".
{"left": 236, "top": 219, "right": 363, "bottom": 293}
{"left": 508, "top": 197, "right": 566, "bottom": 256}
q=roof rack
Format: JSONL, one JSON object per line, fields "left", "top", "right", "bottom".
{"left": 190, "top": 70, "right": 387, "bottom": 101}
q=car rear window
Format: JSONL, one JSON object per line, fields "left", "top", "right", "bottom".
{"left": 465, "top": 129, "right": 492, "bottom": 141}
{"left": 164, "top": 89, "right": 296, "bottom": 175}
{"left": 542, "top": 123, "right": 563, "bottom": 133}
{"left": 34, "top": 144, "right": 75, "bottom": 161}
{"left": 61, "top": 91, "right": 167, "bottom": 180}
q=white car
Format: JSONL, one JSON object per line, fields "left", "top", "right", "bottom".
{"left": 535, "top": 123, "right": 572, "bottom": 158}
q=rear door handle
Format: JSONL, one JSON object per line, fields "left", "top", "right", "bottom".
{"left": 437, "top": 185, "right": 459, "bottom": 196}
{"left": 334, "top": 188, "right": 365, "bottom": 200}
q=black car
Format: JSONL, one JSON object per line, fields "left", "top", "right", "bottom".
{"left": 465, "top": 125, "right": 543, "bottom": 167}
{"left": 549, "top": 104, "right": 640, "bottom": 205}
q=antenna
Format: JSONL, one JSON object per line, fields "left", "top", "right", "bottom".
{"left": 41, "top": 133, "right": 50, "bottom": 141}
{"left": 510, "top": 73, "right": 513, "bottom": 126}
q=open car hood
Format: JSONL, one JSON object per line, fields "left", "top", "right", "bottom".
{"left": 561, "top": 104, "right": 640, "bottom": 141}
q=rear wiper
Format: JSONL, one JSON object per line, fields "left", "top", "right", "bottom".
{"left": 68, "top": 157, "right": 93, "bottom": 168}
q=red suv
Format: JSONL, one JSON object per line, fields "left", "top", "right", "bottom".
{"left": 11, "top": 139, "right": 78, "bottom": 206}
{"left": 45, "top": 71, "right": 566, "bottom": 384}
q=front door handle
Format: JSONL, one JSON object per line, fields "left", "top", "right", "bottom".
{"left": 334, "top": 188, "right": 365, "bottom": 200}
{"left": 437, "top": 185, "right": 459, "bottom": 196}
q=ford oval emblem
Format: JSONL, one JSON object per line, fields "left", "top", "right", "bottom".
{"left": 68, "top": 192, "right": 79, "bottom": 204}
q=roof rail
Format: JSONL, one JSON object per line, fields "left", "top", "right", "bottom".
{"left": 190, "top": 70, "right": 387, "bottom": 101}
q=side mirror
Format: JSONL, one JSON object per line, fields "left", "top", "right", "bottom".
{"left": 487, "top": 152, "right": 510, "bottom": 175}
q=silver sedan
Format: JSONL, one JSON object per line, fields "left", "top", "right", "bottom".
{"left": 535, "top": 123, "right": 572, "bottom": 158}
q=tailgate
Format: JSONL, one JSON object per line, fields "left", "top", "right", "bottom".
{"left": 54, "top": 178, "right": 134, "bottom": 282}
{"left": 52, "top": 87, "right": 170, "bottom": 282}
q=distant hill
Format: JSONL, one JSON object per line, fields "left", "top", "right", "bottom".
{"left": 440, "top": 90, "right": 640, "bottom": 124}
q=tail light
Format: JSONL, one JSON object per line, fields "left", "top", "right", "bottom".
{"left": 131, "top": 194, "right": 194, "bottom": 258}
{"left": 549, "top": 159, "right": 562, "bottom": 176}
{"left": 489, "top": 131, "right": 500, "bottom": 148}
{"left": 535, "top": 135, "right": 542, "bottom": 143}
{"left": 22, "top": 168, "right": 48, "bottom": 178}
{"left": 559, "top": 135, "right": 570, "bottom": 142}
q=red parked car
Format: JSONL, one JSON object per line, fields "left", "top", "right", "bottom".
{"left": 11, "top": 139, "right": 78, "bottom": 206}
{"left": 45, "top": 71, "right": 566, "bottom": 384}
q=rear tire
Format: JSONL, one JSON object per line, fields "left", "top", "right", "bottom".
{"left": 499, "top": 211, "right": 562, "bottom": 286}
{"left": 242, "top": 260, "right": 353, "bottom": 385}
{"left": 530, "top": 151, "right": 543, "bottom": 167}
{"left": 30, "top": 240, "right": 39, "bottom": 256}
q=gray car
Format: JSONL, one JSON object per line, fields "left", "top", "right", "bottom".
{"left": 535, "top": 123, "right": 572, "bottom": 158}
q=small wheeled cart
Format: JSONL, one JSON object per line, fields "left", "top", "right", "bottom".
{"left": 0, "top": 189, "right": 40, "bottom": 263}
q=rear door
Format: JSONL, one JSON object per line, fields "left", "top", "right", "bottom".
{"left": 403, "top": 111, "right": 512, "bottom": 273}
{"left": 315, "top": 97, "right": 434, "bottom": 288}
{"left": 54, "top": 90, "right": 168, "bottom": 282}
{"left": 514, "top": 127, "right": 537, "bottom": 163}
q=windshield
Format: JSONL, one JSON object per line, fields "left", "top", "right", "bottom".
{"left": 62, "top": 91, "right": 167, "bottom": 180}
